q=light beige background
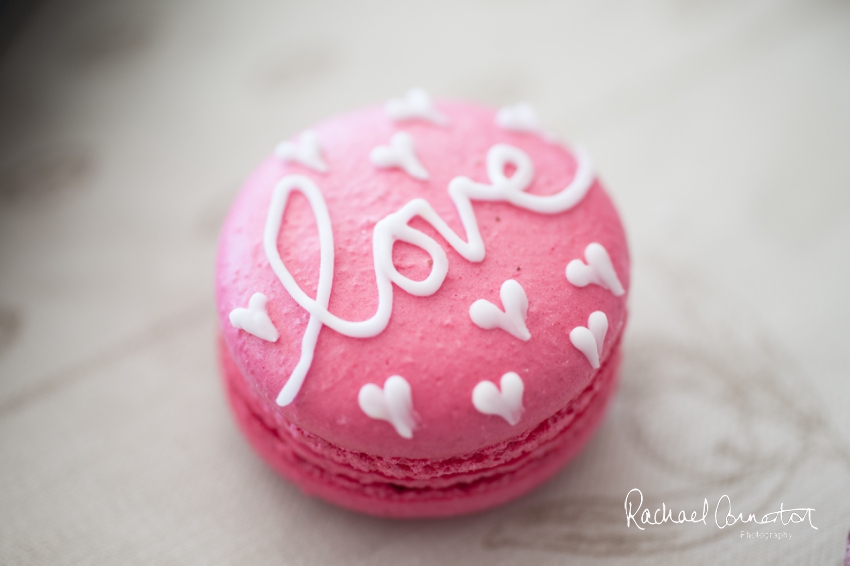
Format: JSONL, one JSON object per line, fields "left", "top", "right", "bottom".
{"left": 1, "top": 0, "right": 849, "bottom": 564}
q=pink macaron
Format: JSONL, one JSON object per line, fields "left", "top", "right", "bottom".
{"left": 216, "top": 90, "right": 630, "bottom": 517}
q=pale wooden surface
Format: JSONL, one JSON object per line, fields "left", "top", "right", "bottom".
{"left": 1, "top": 0, "right": 849, "bottom": 564}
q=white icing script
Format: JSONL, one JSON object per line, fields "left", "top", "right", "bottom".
{"left": 370, "top": 131, "right": 429, "bottom": 180}
{"left": 566, "top": 242, "right": 624, "bottom": 296}
{"left": 469, "top": 279, "right": 530, "bottom": 341}
{"left": 496, "top": 102, "right": 543, "bottom": 134}
{"left": 229, "top": 293, "right": 279, "bottom": 342}
{"left": 275, "top": 130, "right": 328, "bottom": 173}
{"left": 265, "top": 143, "right": 594, "bottom": 406}
{"left": 569, "top": 311, "right": 608, "bottom": 369}
{"left": 472, "top": 372, "right": 524, "bottom": 425}
{"left": 358, "top": 376, "right": 416, "bottom": 438}
{"left": 385, "top": 88, "right": 448, "bottom": 125}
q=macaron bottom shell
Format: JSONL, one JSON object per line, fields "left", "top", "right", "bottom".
{"left": 220, "top": 336, "right": 621, "bottom": 518}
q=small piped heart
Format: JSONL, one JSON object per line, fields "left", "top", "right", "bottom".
{"left": 469, "top": 279, "right": 531, "bottom": 341}
{"left": 358, "top": 376, "right": 416, "bottom": 439}
{"left": 229, "top": 293, "right": 279, "bottom": 342}
{"left": 385, "top": 88, "right": 448, "bottom": 125}
{"left": 566, "top": 243, "right": 624, "bottom": 296}
{"left": 569, "top": 311, "right": 608, "bottom": 369}
{"left": 472, "top": 372, "right": 524, "bottom": 425}
{"left": 275, "top": 130, "right": 328, "bottom": 173}
{"left": 496, "top": 102, "right": 543, "bottom": 134}
{"left": 370, "top": 131, "right": 429, "bottom": 180}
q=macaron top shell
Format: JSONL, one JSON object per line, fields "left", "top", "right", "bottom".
{"left": 216, "top": 100, "right": 629, "bottom": 460}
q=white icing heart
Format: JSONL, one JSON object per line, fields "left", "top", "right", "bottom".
{"left": 496, "top": 102, "right": 543, "bottom": 134}
{"left": 275, "top": 130, "right": 328, "bottom": 173}
{"left": 472, "top": 372, "right": 524, "bottom": 425}
{"left": 569, "top": 311, "right": 608, "bottom": 369}
{"left": 229, "top": 293, "right": 279, "bottom": 342}
{"left": 358, "top": 376, "right": 416, "bottom": 439}
{"left": 370, "top": 131, "right": 429, "bottom": 180}
{"left": 385, "top": 88, "right": 448, "bottom": 125}
{"left": 566, "top": 243, "right": 624, "bottom": 296}
{"left": 469, "top": 279, "right": 531, "bottom": 341}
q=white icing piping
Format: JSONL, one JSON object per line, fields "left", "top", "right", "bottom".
{"left": 472, "top": 372, "right": 524, "bottom": 425}
{"left": 566, "top": 242, "right": 624, "bottom": 296}
{"left": 265, "top": 144, "right": 595, "bottom": 406}
{"left": 229, "top": 292, "right": 279, "bottom": 342}
{"left": 469, "top": 279, "right": 530, "bottom": 341}
{"left": 385, "top": 88, "right": 448, "bottom": 125}
{"left": 569, "top": 311, "right": 608, "bottom": 369}
{"left": 370, "top": 131, "right": 429, "bottom": 180}
{"left": 496, "top": 102, "right": 543, "bottom": 134}
{"left": 496, "top": 102, "right": 558, "bottom": 142}
{"left": 358, "top": 375, "right": 416, "bottom": 439}
{"left": 275, "top": 130, "right": 328, "bottom": 173}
